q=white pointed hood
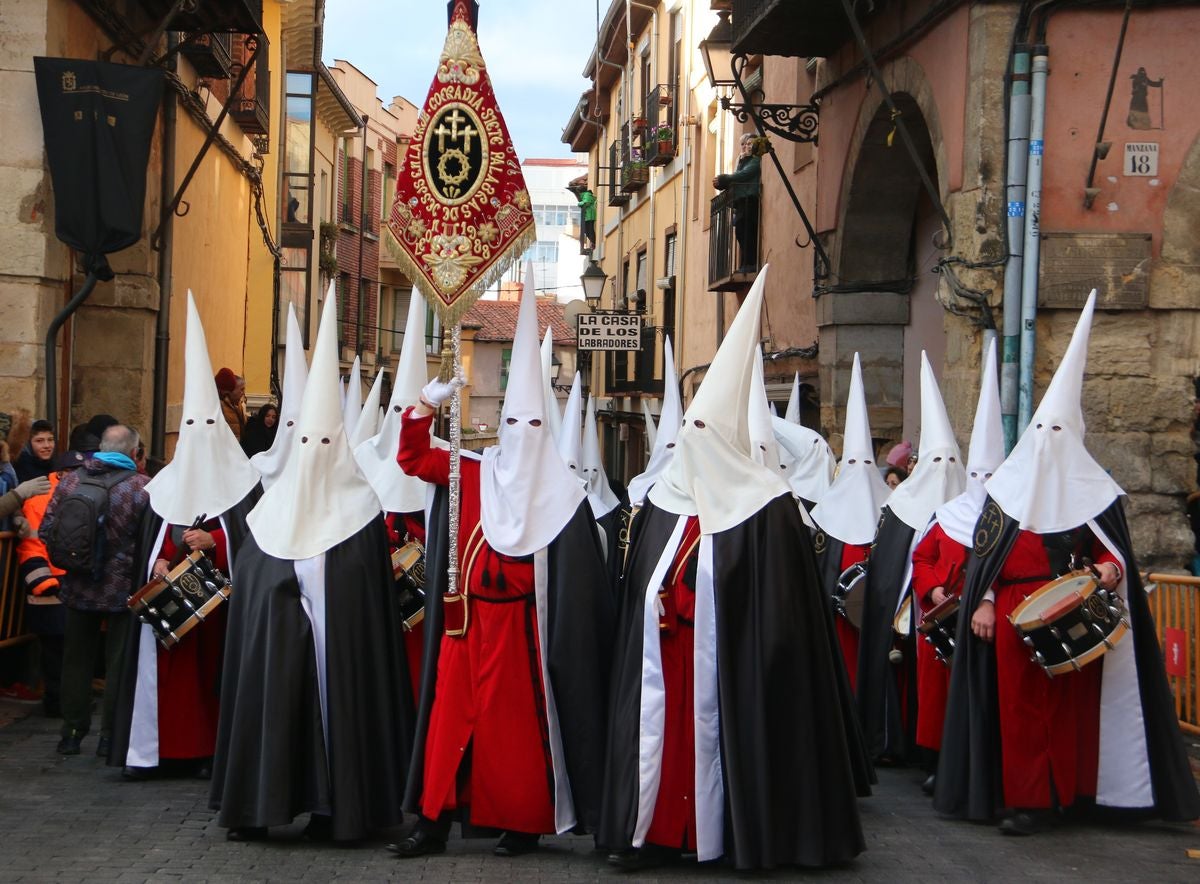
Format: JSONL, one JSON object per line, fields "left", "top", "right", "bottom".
{"left": 886, "top": 352, "right": 967, "bottom": 530}
{"left": 784, "top": 372, "right": 803, "bottom": 424}
{"left": 748, "top": 346, "right": 782, "bottom": 472}
{"left": 582, "top": 394, "right": 622, "bottom": 516}
{"left": 348, "top": 370, "right": 384, "bottom": 449}
{"left": 147, "top": 291, "right": 260, "bottom": 524}
{"left": 354, "top": 289, "right": 436, "bottom": 513}
{"left": 772, "top": 415, "right": 836, "bottom": 503}
{"left": 641, "top": 399, "right": 658, "bottom": 452}
{"left": 627, "top": 336, "right": 681, "bottom": 507}
{"left": 248, "top": 289, "right": 381, "bottom": 560}
{"left": 251, "top": 303, "right": 308, "bottom": 490}
{"left": 937, "top": 338, "right": 1005, "bottom": 545}
{"left": 810, "top": 353, "right": 891, "bottom": 545}
{"left": 555, "top": 372, "right": 585, "bottom": 482}
{"left": 986, "top": 290, "right": 1123, "bottom": 532}
{"left": 540, "top": 326, "right": 563, "bottom": 442}
{"left": 648, "top": 266, "right": 790, "bottom": 533}
{"left": 342, "top": 356, "right": 362, "bottom": 441}
{"left": 479, "top": 265, "right": 585, "bottom": 556}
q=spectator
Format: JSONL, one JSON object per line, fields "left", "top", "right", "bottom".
{"left": 240, "top": 402, "right": 278, "bottom": 458}
{"left": 0, "top": 436, "right": 20, "bottom": 532}
{"left": 17, "top": 466, "right": 67, "bottom": 717}
{"left": 713, "top": 133, "right": 764, "bottom": 272}
{"left": 16, "top": 419, "right": 56, "bottom": 482}
{"left": 885, "top": 466, "right": 908, "bottom": 490}
{"left": 215, "top": 369, "right": 247, "bottom": 440}
{"left": 79, "top": 414, "right": 119, "bottom": 456}
{"left": 40, "top": 424, "right": 150, "bottom": 757}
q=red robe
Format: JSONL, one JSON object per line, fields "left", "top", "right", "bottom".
{"left": 910, "top": 522, "right": 968, "bottom": 751}
{"left": 386, "top": 511, "right": 427, "bottom": 703}
{"left": 991, "top": 529, "right": 1116, "bottom": 809}
{"left": 835, "top": 542, "right": 870, "bottom": 693}
{"left": 398, "top": 408, "right": 555, "bottom": 834}
{"left": 152, "top": 525, "right": 228, "bottom": 759}
{"left": 645, "top": 516, "right": 702, "bottom": 851}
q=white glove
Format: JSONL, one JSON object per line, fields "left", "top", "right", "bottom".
{"left": 420, "top": 374, "right": 465, "bottom": 409}
{"left": 15, "top": 476, "right": 51, "bottom": 501}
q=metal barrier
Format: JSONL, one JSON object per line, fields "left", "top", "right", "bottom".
{"left": 0, "top": 531, "right": 33, "bottom": 649}
{"left": 1145, "top": 572, "right": 1200, "bottom": 736}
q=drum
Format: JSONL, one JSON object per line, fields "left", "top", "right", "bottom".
{"left": 918, "top": 595, "right": 960, "bottom": 664}
{"left": 1008, "top": 571, "right": 1129, "bottom": 677}
{"left": 832, "top": 561, "right": 867, "bottom": 629}
{"left": 392, "top": 540, "right": 427, "bottom": 631}
{"left": 893, "top": 595, "right": 912, "bottom": 636}
{"left": 127, "top": 551, "right": 232, "bottom": 650}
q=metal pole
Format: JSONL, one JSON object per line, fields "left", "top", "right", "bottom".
{"left": 152, "top": 34, "right": 179, "bottom": 459}
{"left": 1018, "top": 46, "right": 1049, "bottom": 434}
{"left": 446, "top": 323, "right": 462, "bottom": 597}
{"left": 1001, "top": 45, "right": 1031, "bottom": 452}
{"left": 356, "top": 113, "right": 368, "bottom": 356}
{"left": 45, "top": 269, "right": 101, "bottom": 433}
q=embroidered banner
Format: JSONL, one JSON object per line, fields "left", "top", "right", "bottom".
{"left": 386, "top": 0, "right": 535, "bottom": 327}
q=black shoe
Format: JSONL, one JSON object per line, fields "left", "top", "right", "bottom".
{"left": 999, "top": 810, "right": 1045, "bottom": 836}
{"left": 607, "top": 845, "right": 676, "bottom": 871}
{"left": 493, "top": 831, "right": 539, "bottom": 857}
{"left": 122, "top": 765, "right": 156, "bottom": 781}
{"left": 56, "top": 732, "right": 82, "bottom": 755}
{"left": 921, "top": 774, "right": 936, "bottom": 796}
{"left": 226, "top": 827, "right": 269, "bottom": 842}
{"left": 303, "top": 814, "right": 334, "bottom": 842}
{"left": 95, "top": 736, "right": 110, "bottom": 758}
{"left": 387, "top": 826, "right": 446, "bottom": 858}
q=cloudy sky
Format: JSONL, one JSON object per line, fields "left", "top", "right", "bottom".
{"left": 323, "top": 0, "right": 599, "bottom": 159}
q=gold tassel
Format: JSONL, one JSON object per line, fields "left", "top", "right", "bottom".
{"left": 437, "top": 344, "right": 455, "bottom": 382}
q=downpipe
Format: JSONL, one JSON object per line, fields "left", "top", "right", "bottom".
{"left": 1017, "top": 45, "right": 1049, "bottom": 434}
{"left": 1001, "top": 45, "right": 1031, "bottom": 451}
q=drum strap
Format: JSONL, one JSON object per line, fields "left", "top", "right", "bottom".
{"left": 1040, "top": 527, "right": 1089, "bottom": 577}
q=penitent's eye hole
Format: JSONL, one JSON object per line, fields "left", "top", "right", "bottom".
{"left": 666, "top": 442, "right": 675, "bottom": 449}
{"left": 694, "top": 419, "right": 706, "bottom": 429}
{"left": 1036, "top": 423, "right": 1043, "bottom": 429}
{"left": 506, "top": 417, "right": 517, "bottom": 425}
{"left": 394, "top": 406, "right": 401, "bottom": 413}
{"left": 848, "top": 458, "right": 857, "bottom": 465}
{"left": 206, "top": 418, "right": 215, "bottom": 425}
{"left": 321, "top": 437, "right": 330, "bottom": 444}
{"left": 865, "top": 459, "right": 873, "bottom": 465}
{"left": 287, "top": 420, "right": 295, "bottom": 427}
{"left": 949, "top": 456, "right": 956, "bottom": 463}
{"left": 185, "top": 419, "right": 195, "bottom": 425}
{"left": 1051, "top": 425, "right": 1062, "bottom": 431}
{"left": 301, "top": 436, "right": 309, "bottom": 443}
{"left": 971, "top": 471, "right": 979, "bottom": 479}
{"left": 933, "top": 456, "right": 943, "bottom": 463}
{"left": 529, "top": 419, "right": 541, "bottom": 427}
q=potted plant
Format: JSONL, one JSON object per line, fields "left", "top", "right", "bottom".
{"left": 631, "top": 114, "right": 648, "bottom": 133}
{"left": 654, "top": 124, "right": 674, "bottom": 147}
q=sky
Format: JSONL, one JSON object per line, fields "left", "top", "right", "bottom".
{"left": 323, "top": 0, "right": 600, "bottom": 160}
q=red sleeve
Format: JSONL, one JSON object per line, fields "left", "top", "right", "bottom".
{"left": 401, "top": 513, "right": 426, "bottom": 545}
{"left": 207, "top": 527, "right": 228, "bottom": 573}
{"left": 840, "top": 542, "right": 870, "bottom": 570}
{"left": 1090, "top": 536, "right": 1120, "bottom": 575}
{"left": 157, "top": 531, "right": 179, "bottom": 564}
{"left": 397, "top": 406, "right": 450, "bottom": 486}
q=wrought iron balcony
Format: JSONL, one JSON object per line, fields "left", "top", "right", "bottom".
{"left": 731, "top": 0, "right": 869, "bottom": 59}
{"left": 641, "top": 84, "right": 676, "bottom": 167}
{"left": 708, "top": 183, "right": 761, "bottom": 292}
{"left": 178, "top": 32, "right": 232, "bottom": 79}
{"left": 138, "top": 0, "right": 263, "bottom": 34}
{"left": 227, "top": 34, "right": 269, "bottom": 136}
{"left": 606, "top": 139, "right": 631, "bottom": 207}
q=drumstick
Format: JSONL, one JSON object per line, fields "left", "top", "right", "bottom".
{"left": 1081, "top": 557, "right": 1103, "bottom": 581}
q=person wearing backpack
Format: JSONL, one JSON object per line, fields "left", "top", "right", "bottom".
{"left": 40, "top": 424, "right": 150, "bottom": 756}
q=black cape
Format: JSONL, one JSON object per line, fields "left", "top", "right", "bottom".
{"left": 109, "top": 487, "right": 260, "bottom": 768}
{"left": 403, "top": 489, "right": 615, "bottom": 833}
{"left": 210, "top": 516, "right": 414, "bottom": 840}
{"left": 595, "top": 500, "right": 626, "bottom": 590}
{"left": 855, "top": 506, "right": 918, "bottom": 761}
{"left": 934, "top": 498, "right": 1200, "bottom": 822}
{"left": 600, "top": 496, "right": 865, "bottom": 870}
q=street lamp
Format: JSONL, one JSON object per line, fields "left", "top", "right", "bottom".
{"left": 580, "top": 260, "right": 607, "bottom": 310}
{"left": 699, "top": 9, "right": 735, "bottom": 93}
{"left": 551, "top": 353, "right": 562, "bottom": 384}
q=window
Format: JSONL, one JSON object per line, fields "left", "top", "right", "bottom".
{"left": 319, "top": 170, "right": 328, "bottom": 223}
{"left": 279, "top": 247, "right": 310, "bottom": 346}
{"left": 500, "top": 347, "right": 513, "bottom": 391}
{"left": 340, "top": 137, "right": 354, "bottom": 224}
{"left": 424, "top": 301, "right": 444, "bottom": 355}
{"left": 634, "top": 248, "right": 647, "bottom": 311}
{"left": 382, "top": 162, "right": 395, "bottom": 222}
{"left": 389, "top": 287, "right": 411, "bottom": 353}
{"left": 283, "top": 72, "right": 314, "bottom": 227}
{"left": 522, "top": 240, "right": 559, "bottom": 264}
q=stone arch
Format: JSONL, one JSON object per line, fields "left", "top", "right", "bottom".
{"left": 1162, "top": 127, "right": 1200, "bottom": 268}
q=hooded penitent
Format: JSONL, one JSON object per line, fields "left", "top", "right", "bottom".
{"left": 935, "top": 290, "right": 1200, "bottom": 824}
{"left": 555, "top": 372, "right": 585, "bottom": 485}
{"left": 985, "top": 291, "right": 1122, "bottom": 532}
{"left": 627, "top": 335, "right": 681, "bottom": 507}
{"left": 146, "top": 291, "right": 259, "bottom": 526}
{"left": 935, "top": 337, "right": 1004, "bottom": 545}
{"left": 478, "top": 264, "right": 585, "bottom": 557}
{"left": 252, "top": 304, "right": 310, "bottom": 490}
{"left": 247, "top": 290, "right": 381, "bottom": 561}
{"left": 347, "top": 370, "right": 385, "bottom": 450}
{"left": 541, "top": 325, "right": 564, "bottom": 442}
{"left": 772, "top": 416, "right": 836, "bottom": 506}
{"left": 809, "top": 354, "right": 890, "bottom": 545}
{"left": 748, "top": 346, "right": 783, "bottom": 474}
{"left": 582, "top": 394, "right": 622, "bottom": 518}
{"left": 885, "top": 352, "right": 967, "bottom": 531}
{"left": 342, "top": 356, "right": 363, "bottom": 443}
{"left": 784, "top": 372, "right": 803, "bottom": 424}
{"left": 648, "top": 268, "right": 790, "bottom": 533}
{"left": 355, "top": 289, "right": 436, "bottom": 514}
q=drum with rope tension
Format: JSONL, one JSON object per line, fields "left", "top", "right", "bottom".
{"left": 392, "top": 540, "right": 427, "bottom": 631}
{"left": 1008, "top": 571, "right": 1128, "bottom": 677}
{"left": 127, "top": 551, "right": 232, "bottom": 649}
{"left": 832, "top": 560, "right": 867, "bottom": 629}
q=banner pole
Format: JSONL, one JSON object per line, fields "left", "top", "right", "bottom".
{"left": 447, "top": 322, "right": 462, "bottom": 597}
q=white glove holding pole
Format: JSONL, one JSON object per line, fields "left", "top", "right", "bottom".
{"left": 420, "top": 373, "right": 466, "bottom": 409}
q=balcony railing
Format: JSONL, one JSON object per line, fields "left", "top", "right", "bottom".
{"left": 731, "top": 0, "right": 876, "bottom": 59}
{"left": 708, "top": 183, "right": 762, "bottom": 291}
{"left": 641, "top": 84, "right": 676, "bottom": 167}
{"left": 228, "top": 33, "right": 270, "bottom": 136}
{"left": 178, "top": 32, "right": 232, "bottom": 79}
{"left": 138, "top": 0, "right": 263, "bottom": 34}
{"left": 607, "top": 139, "right": 631, "bottom": 207}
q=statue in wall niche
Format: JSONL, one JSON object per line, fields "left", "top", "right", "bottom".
{"left": 1127, "top": 66, "right": 1164, "bottom": 130}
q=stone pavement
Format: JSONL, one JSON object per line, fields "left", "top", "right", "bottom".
{"left": 1, "top": 699, "right": 1198, "bottom": 883}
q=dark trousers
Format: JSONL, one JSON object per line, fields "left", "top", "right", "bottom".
{"left": 61, "top": 608, "right": 132, "bottom": 739}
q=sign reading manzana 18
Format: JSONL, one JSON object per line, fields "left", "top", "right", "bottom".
{"left": 385, "top": 1, "right": 535, "bottom": 326}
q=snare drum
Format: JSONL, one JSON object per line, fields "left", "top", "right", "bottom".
{"left": 918, "top": 595, "right": 960, "bottom": 664}
{"left": 1008, "top": 571, "right": 1129, "bottom": 677}
{"left": 893, "top": 595, "right": 912, "bottom": 636}
{"left": 392, "top": 541, "right": 427, "bottom": 631}
{"left": 832, "top": 561, "right": 867, "bottom": 629}
{"left": 127, "top": 551, "right": 232, "bottom": 649}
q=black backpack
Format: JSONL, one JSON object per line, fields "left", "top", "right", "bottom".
{"left": 44, "top": 469, "right": 137, "bottom": 579}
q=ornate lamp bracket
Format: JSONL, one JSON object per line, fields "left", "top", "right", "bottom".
{"left": 720, "top": 53, "right": 820, "bottom": 144}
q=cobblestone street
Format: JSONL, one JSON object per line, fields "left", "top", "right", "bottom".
{"left": 1, "top": 699, "right": 1197, "bottom": 882}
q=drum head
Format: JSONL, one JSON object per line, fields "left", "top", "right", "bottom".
{"left": 893, "top": 596, "right": 912, "bottom": 635}
{"left": 1011, "top": 574, "right": 1096, "bottom": 627}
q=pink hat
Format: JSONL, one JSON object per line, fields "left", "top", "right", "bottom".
{"left": 886, "top": 440, "right": 913, "bottom": 468}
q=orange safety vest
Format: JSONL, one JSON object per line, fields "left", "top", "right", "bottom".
{"left": 15, "top": 471, "right": 65, "bottom": 597}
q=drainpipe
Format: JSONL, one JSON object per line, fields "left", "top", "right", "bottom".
{"left": 1017, "top": 44, "right": 1048, "bottom": 434}
{"left": 151, "top": 35, "right": 179, "bottom": 459}
{"left": 629, "top": 0, "right": 658, "bottom": 318}
{"left": 1001, "top": 44, "right": 1031, "bottom": 452}
{"left": 355, "top": 113, "right": 368, "bottom": 357}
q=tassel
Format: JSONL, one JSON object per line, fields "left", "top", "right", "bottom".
{"left": 496, "top": 568, "right": 507, "bottom": 592}
{"left": 437, "top": 343, "right": 455, "bottom": 382}
{"left": 481, "top": 568, "right": 491, "bottom": 588}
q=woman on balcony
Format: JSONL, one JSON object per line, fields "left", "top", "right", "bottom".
{"left": 713, "top": 133, "right": 763, "bottom": 273}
